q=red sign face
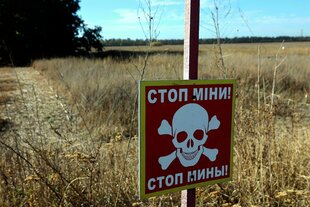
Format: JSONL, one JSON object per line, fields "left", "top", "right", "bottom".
{"left": 139, "top": 80, "right": 236, "bottom": 199}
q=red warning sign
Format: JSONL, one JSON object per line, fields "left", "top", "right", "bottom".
{"left": 139, "top": 80, "right": 236, "bottom": 199}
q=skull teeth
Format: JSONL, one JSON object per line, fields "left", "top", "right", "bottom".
{"left": 181, "top": 149, "right": 199, "bottom": 160}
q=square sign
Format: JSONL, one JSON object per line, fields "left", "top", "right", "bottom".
{"left": 139, "top": 79, "right": 236, "bottom": 199}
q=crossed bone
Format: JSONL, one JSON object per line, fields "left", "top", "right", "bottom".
{"left": 158, "top": 147, "right": 219, "bottom": 170}
{"left": 158, "top": 116, "right": 220, "bottom": 170}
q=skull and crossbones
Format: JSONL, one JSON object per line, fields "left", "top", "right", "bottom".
{"left": 157, "top": 103, "right": 220, "bottom": 170}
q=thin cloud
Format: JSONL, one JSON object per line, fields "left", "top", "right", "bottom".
{"left": 113, "top": 9, "right": 138, "bottom": 24}
{"left": 168, "top": 10, "right": 184, "bottom": 21}
{"left": 150, "top": 0, "right": 181, "bottom": 6}
{"left": 255, "top": 15, "right": 310, "bottom": 25}
{"left": 200, "top": 0, "right": 213, "bottom": 9}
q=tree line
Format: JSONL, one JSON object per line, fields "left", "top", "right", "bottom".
{"left": 103, "top": 36, "right": 310, "bottom": 47}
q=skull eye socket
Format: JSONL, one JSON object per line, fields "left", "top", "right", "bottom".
{"left": 194, "top": 129, "right": 205, "bottom": 140}
{"left": 176, "top": 131, "right": 187, "bottom": 143}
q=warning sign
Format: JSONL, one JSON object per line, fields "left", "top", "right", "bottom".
{"left": 139, "top": 80, "right": 236, "bottom": 199}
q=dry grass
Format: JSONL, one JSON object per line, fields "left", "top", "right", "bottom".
{"left": 0, "top": 68, "right": 16, "bottom": 134}
{"left": 1, "top": 42, "right": 310, "bottom": 206}
{"left": 0, "top": 68, "right": 16, "bottom": 104}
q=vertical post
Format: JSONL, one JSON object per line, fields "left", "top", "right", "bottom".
{"left": 183, "top": 0, "right": 200, "bottom": 80}
{"left": 182, "top": 0, "right": 200, "bottom": 206}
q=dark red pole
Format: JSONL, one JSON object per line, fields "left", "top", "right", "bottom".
{"left": 182, "top": 0, "right": 200, "bottom": 206}
{"left": 183, "top": 0, "right": 200, "bottom": 80}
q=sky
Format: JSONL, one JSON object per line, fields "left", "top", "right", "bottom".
{"left": 78, "top": 0, "right": 310, "bottom": 40}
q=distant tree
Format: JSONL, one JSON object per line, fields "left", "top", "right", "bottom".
{"left": 0, "top": 0, "right": 103, "bottom": 66}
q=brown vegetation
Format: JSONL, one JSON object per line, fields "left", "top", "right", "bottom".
{"left": 1, "top": 42, "right": 309, "bottom": 206}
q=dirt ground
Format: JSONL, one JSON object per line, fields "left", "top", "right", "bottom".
{"left": 0, "top": 67, "right": 89, "bottom": 146}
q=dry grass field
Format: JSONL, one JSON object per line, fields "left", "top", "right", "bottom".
{"left": 1, "top": 42, "right": 310, "bottom": 206}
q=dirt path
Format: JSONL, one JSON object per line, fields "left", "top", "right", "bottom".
{"left": 0, "top": 67, "right": 102, "bottom": 206}
{"left": 0, "top": 67, "right": 89, "bottom": 147}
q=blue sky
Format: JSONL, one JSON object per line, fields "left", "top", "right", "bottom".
{"left": 78, "top": 0, "right": 310, "bottom": 40}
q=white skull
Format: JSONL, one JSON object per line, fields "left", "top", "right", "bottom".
{"left": 157, "top": 103, "right": 220, "bottom": 170}
{"left": 171, "top": 103, "right": 209, "bottom": 167}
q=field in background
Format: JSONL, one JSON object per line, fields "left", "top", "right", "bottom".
{"left": 1, "top": 42, "right": 310, "bottom": 206}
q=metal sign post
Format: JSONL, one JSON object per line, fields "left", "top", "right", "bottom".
{"left": 138, "top": 0, "right": 235, "bottom": 204}
{"left": 183, "top": 0, "right": 200, "bottom": 80}
{"left": 182, "top": 0, "right": 200, "bottom": 206}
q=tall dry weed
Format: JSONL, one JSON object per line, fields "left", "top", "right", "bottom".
{"left": 1, "top": 42, "right": 309, "bottom": 206}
